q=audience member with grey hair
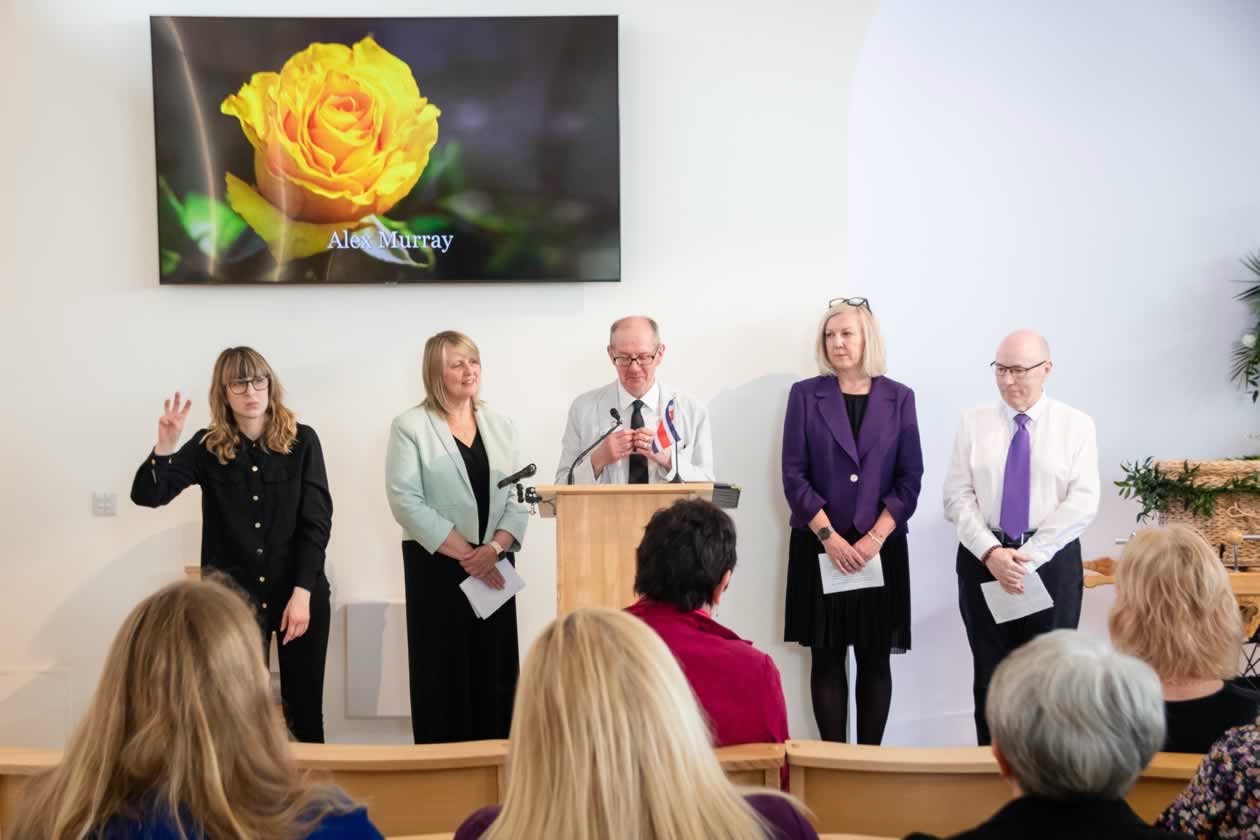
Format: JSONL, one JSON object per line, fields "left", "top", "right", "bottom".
{"left": 904, "top": 630, "right": 1192, "bottom": 840}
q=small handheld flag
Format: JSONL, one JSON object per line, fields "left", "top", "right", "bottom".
{"left": 651, "top": 398, "right": 682, "bottom": 454}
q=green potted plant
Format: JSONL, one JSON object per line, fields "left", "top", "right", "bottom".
{"left": 1116, "top": 251, "right": 1260, "bottom": 564}
{"left": 1231, "top": 251, "right": 1260, "bottom": 402}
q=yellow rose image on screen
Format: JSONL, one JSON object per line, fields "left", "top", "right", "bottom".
{"left": 221, "top": 36, "right": 440, "bottom": 261}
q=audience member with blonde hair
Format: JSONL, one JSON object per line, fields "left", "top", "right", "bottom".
{"left": 10, "top": 578, "right": 382, "bottom": 839}
{"left": 1109, "top": 524, "right": 1258, "bottom": 753}
{"left": 905, "top": 630, "right": 1189, "bottom": 840}
{"left": 454, "top": 607, "right": 817, "bottom": 840}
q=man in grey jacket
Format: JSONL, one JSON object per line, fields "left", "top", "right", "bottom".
{"left": 556, "top": 316, "right": 715, "bottom": 485}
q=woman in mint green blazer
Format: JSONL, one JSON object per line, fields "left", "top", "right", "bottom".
{"left": 385, "top": 331, "right": 530, "bottom": 744}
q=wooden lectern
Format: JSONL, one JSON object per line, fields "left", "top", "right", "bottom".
{"left": 534, "top": 483, "right": 714, "bottom": 612}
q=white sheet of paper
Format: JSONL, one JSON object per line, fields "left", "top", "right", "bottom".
{"left": 459, "top": 559, "right": 526, "bottom": 619}
{"left": 981, "top": 569, "right": 1054, "bottom": 624}
{"left": 818, "top": 553, "right": 884, "bottom": 594}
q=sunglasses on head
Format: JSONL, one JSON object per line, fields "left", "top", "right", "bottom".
{"left": 828, "top": 297, "right": 871, "bottom": 312}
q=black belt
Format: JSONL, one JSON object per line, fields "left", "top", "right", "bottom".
{"left": 992, "top": 528, "right": 1036, "bottom": 548}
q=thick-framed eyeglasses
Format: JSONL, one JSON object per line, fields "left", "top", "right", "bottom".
{"left": 226, "top": 375, "right": 270, "bottom": 395}
{"left": 990, "top": 361, "right": 1047, "bottom": 380}
{"left": 828, "top": 297, "right": 872, "bottom": 312}
{"left": 611, "top": 348, "right": 661, "bottom": 368}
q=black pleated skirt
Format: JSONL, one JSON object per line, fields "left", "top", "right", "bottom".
{"left": 783, "top": 527, "right": 911, "bottom": 653}
{"left": 401, "top": 540, "right": 519, "bottom": 744}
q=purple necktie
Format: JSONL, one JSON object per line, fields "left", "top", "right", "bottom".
{"left": 999, "top": 413, "right": 1031, "bottom": 538}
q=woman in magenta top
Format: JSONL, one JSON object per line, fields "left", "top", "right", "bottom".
{"left": 625, "top": 499, "right": 788, "bottom": 780}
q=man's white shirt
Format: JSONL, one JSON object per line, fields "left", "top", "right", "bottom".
{"left": 942, "top": 393, "right": 1100, "bottom": 569}
{"left": 555, "top": 381, "right": 715, "bottom": 484}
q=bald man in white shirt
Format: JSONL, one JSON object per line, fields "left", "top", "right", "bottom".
{"left": 555, "top": 316, "right": 715, "bottom": 485}
{"left": 943, "top": 330, "right": 1100, "bottom": 745}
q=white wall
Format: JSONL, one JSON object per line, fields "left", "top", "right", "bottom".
{"left": 1, "top": 0, "right": 1258, "bottom": 748}
{"left": 848, "top": 0, "right": 1260, "bottom": 743}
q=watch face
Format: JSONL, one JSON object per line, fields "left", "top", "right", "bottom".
{"left": 817, "top": 527, "right": 831, "bottom": 541}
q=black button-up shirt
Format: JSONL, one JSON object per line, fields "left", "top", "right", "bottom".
{"left": 131, "top": 424, "right": 333, "bottom": 606}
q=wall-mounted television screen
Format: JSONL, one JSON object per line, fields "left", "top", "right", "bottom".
{"left": 150, "top": 16, "right": 620, "bottom": 284}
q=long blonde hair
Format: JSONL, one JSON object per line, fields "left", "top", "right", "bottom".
{"left": 204, "top": 347, "right": 299, "bottom": 464}
{"left": 1109, "top": 524, "right": 1241, "bottom": 680}
{"left": 484, "top": 608, "right": 795, "bottom": 840}
{"left": 11, "top": 578, "right": 354, "bottom": 840}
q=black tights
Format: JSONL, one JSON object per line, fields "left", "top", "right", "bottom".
{"left": 810, "top": 646, "right": 892, "bottom": 745}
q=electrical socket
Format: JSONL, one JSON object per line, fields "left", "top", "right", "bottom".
{"left": 92, "top": 492, "right": 117, "bottom": 517}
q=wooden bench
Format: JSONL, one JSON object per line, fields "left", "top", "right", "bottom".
{"left": 296, "top": 740, "right": 781, "bottom": 835}
{"left": 0, "top": 740, "right": 509, "bottom": 839}
{"left": 0, "top": 747, "right": 59, "bottom": 835}
{"left": 715, "top": 742, "right": 785, "bottom": 788}
{"left": 785, "top": 741, "right": 1203, "bottom": 836}
{"left": 1128, "top": 752, "right": 1204, "bottom": 821}
{"left": 787, "top": 741, "right": 1008, "bottom": 837}
{"left": 0, "top": 740, "right": 782, "bottom": 836}
{"left": 292, "top": 741, "right": 508, "bottom": 837}
{"left": 13, "top": 739, "right": 1198, "bottom": 838}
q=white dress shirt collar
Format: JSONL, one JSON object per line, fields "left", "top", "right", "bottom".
{"left": 1000, "top": 392, "right": 1049, "bottom": 425}
{"left": 617, "top": 381, "right": 661, "bottom": 416}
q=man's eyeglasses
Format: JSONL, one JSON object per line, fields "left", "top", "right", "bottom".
{"left": 990, "top": 361, "right": 1047, "bottom": 380}
{"left": 227, "top": 375, "right": 270, "bottom": 395}
{"left": 611, "top": 348, "right": 661, "bottom": 368}
{"left": 829, "top": 297, "right": 872, "bottom": 312}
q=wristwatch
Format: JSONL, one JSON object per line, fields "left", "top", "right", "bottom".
{"left": 815, "top": 526, "right": 833, "bottom": 542}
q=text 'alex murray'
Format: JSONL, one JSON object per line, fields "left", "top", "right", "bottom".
{"left": 327, "top": 231, "right": 456, "bottom": 253}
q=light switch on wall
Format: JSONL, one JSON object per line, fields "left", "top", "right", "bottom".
{"left": 91, "top": 492, "right": 117, "bottom": 517}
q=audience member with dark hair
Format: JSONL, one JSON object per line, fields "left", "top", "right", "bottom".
{"left": 904, "top": 630, "right": 1190, "bottom": 840}
{"left": 627, "top": 499, "right": 789, "bottom": 784}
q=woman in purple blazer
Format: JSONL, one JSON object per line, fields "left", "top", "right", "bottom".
{"left": 782, "top": 298, "right": 923, "bottom": 745}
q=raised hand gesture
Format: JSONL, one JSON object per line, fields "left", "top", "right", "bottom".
{"left": 156, "top": 391, "right": 192, "bottom": 455}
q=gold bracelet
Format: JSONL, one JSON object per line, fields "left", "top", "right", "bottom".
{"left": 868, "top": 530, "right": 885, "bottom": 546}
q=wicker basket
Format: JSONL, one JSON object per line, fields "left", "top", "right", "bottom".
{"left": 1155, "top": 459, "right": 1260, "bottom": 567}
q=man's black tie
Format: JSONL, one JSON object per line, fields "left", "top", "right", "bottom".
{"left": 629, "top": 399, "right": 649, "bottom": 484}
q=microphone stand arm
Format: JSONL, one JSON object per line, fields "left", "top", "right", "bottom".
{"left": 566, "top": 416, "right": 623, "bottom": 485}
